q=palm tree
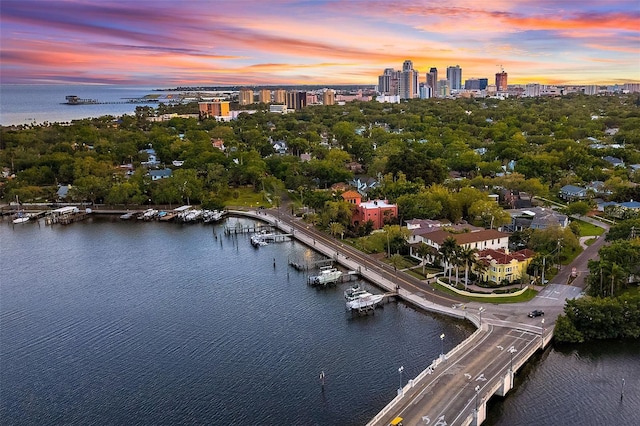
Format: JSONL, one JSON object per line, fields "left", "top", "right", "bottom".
{"left": 416, "top": 242, "right": 437, "bottom": 275}
{"left": 440, "top": 237, "right": 458, "bottom": 283}
{"left": 328, "top": 222, "right": 345, "bottom": 239}
{"left": 458, "top": 246, "right": 478, "bottom": 290}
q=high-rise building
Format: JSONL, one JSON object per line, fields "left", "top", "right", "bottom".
{"left": 378, "top": 68, "right": 397, "bottom": 96}
{"left": 495, "top": 71, "right": 508, "bottom": 92}
{"left": 583, "top": 85, "right": 598, "bottom": 95}
{"left": 198, "top": 100, "right": 230, "bottom": 119}
{"left": 464, "top": 78, "right": 480, "bottom": 90}
{"left": 323, "top": 89, "right": 335, "bottom": 105}
{"left": 399, "top": 60, "right": 419, "bottom": 99}
{"left": 286, "top": 91, "right": 307, "bottom": 111}
{"left": 524, "top": 83, "right": 541, "bottom": 97}
{"left": 259, "top": 89, "right": 271, "bottom": 103}
{"left": 238, "top": 88, "right": 254, "bottom": 105}
{"left": 438, "top": 79, "right": 450, "bottom": 97}
{"left": 426, "top": 67, "right": 438, "bottom": 97}
{"left": 446, "top": 65, "right": 462, "bottom": 91}
{"left": 273, "top": 89, "right": 286, "bottom": 104}
{"left": 478, "top": 78, "right": 489, "bottom": 90}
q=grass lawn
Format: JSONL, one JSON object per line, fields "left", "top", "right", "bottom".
{"left": 433, "top": 283, "right": 538, "bottom": 303}
{"left": 224, "top": 187, "right": 272, "bottom": 208}
{"left": 573, "top": 219, "right": 606, "bottom": 237}
{"left": 585, "top": 237, "right": 598, "bottom": 246}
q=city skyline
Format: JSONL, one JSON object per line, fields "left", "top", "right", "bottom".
{"left": 1, "top": 0, "right": 638, "bottom": 87}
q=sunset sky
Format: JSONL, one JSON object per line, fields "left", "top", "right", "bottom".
{"left": 1, "top": 0, "right": 638, "bottom": 87}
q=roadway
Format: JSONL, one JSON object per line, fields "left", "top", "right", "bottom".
{"left": 382, "top": 324, "right": 540, "bottom": 426}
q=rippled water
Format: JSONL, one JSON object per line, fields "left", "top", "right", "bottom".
{"left": 0, "top": 217, "right": 473, "bottom": 425}
{"left": 485, "top": 340, "right": 640, "bottom": 426}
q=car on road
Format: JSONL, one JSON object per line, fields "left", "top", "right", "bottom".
{"left": 528, "top": 310, "right": 544, "bottom": 318}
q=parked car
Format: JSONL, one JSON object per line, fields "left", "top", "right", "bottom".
{"left": 528, "top": 310, "right": 544, "bottom": 318}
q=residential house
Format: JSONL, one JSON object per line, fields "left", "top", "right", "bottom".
{"left": 499, "top": 189, "right": 533, "bottom": 209}
{"left": 405, "top": 218, "right": 451, "bottom": 246}
{"left": 341, "top": 191, "right": 398, "bottom": 229}
{"left": 600, "top": 200, "right": 640, "bottom": 219}
{"left": 503, "top": 207, "right": 568, "bottom": 232}
{"left": 419, "top": 228, "right": 509, "bottom": 252}
{"left": 149, "top": 169, "right": 172, "bottom": 181}
{"left": 559, "top": 184, "right": 587, "bottom": 201}
{"left": 475, "top": 248, "right": 535, "bottom": 284}
{"left": 140, "top": 148, "right": 160, "bottom": 167}
{"left": 272, "top": 140, "right": 287, "bottom": 155}
{"left": 56, "top": 185, "right": 70, "bottom": 201}
{"left": 349, "top": 175, "right": 379, "bottom": 196}
{"left": 211, "top": 138, "right": 226, "bottom": 151}
{"left": 603, "top": 156, "right": 625, "bottom": 168}
{"left": 586, "top": 181, "right": 611, "bottom": 197}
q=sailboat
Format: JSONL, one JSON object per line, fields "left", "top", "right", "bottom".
{"left": 12, "top": 196, "right": 30, "bottom": 224}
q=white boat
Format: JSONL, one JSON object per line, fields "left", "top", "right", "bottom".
{"left": 11, "top": 196, "right": 30, "bottom": 224}
{"left": 250, "top": 230, "right": 277, "bottom": 247}
{"left": 138, "top": 208, "right": 158, "bottom": 220}
{"left": 344, "top": 284, "right": 372, "bottom": 301}
{"left": 308, "top": 266, "right": 343, "bottom": 286}
{"left": 202, "top": 209, "right": 224, "bottom": 223}
{"left": 250, "top": 234, "right": 269, "bottom": 247}
{"left": 346, "top": 294, "right": 385, "bottom": 311}
{"left": 12, "top": 213, "right": 30, "bottom": 224}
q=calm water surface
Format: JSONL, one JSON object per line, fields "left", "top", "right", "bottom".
{"left": 0, "top": 217, "right": 473, "bottom": 425}
{"left": 0, "top": 84, "right": 162, "bottom": 126}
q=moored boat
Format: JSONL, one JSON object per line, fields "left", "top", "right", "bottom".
{"left": 12, "top": 213, "right": 30, "bottom": 224}
{"left": 346, "top": 294, "right": 385, "bottom": 311}
{"left": 308, "top": 266, "right": 343, "bottom": 287}
{"left": 344, "top": 284, "right": 372, "bottom": 301}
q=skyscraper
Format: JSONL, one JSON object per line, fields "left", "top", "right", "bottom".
{"left": 322, "top": 89, "right": 335, "bottom": 105}
{"left": 495, "top": 71, "right": 508, "bottom": 92}
{"left": 378, "top": 68, "right": 396, "bottom": 95}
{"left": 426, "top": 67, "right": 438, "bottom": 97}
{"left": 259, "top": 89, "right": 271, "bottom": 104}
{"left": 238, "top": 88, "right": 254, "bottom": 105}
{"left": 273, "top": 89, "right": 286, "bottom": 104}
{"left": 399, "top": 60, "right": 419, "bottom": 99}
{"left": 446, "top": 65, "right": 462, "bottom": 91}
{"left": 286, "top": 91, "right": 307, "bottom": 111}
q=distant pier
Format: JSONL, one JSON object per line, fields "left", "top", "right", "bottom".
{"left": 63, "top": 95, "right": 161, "bottom": 105}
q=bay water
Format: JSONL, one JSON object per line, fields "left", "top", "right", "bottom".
{"left": 0, "top": 84, "right": 165, "bottom": 126}
{"left": 0, "top": 216, "right": 473, "bottom": 425}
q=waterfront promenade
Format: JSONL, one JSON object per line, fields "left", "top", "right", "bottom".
{"left": 232, "top": 208, "right": 605, "bottom": 426}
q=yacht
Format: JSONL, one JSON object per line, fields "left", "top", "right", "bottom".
{"left": 344, "top": 284, "right": 372, "bottom": 301}
{"left": 308, "top": 266, "right": 342, "bottom": 287}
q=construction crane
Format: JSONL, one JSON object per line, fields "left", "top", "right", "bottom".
{"left": 497, "top": 64, "right": 505, "bottom": 73}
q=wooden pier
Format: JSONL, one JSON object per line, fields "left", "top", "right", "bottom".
{"left": 224, "top": 223, "right": 274, "bottom": 236}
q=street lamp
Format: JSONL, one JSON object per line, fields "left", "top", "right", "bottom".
{"left": 478, "top": 307, "right": 485, "bottom": 329}
{"left": 398, "top": 366, "right": 404, "bottom": 392}
{"left": 508, "top": 346, "right": 517, "bottom": 372}
{"left": 440, "top": 333, "right": 445, "bottom": 358}
{"left": 541, "top": 318, "right": 545, "bottom": 347}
